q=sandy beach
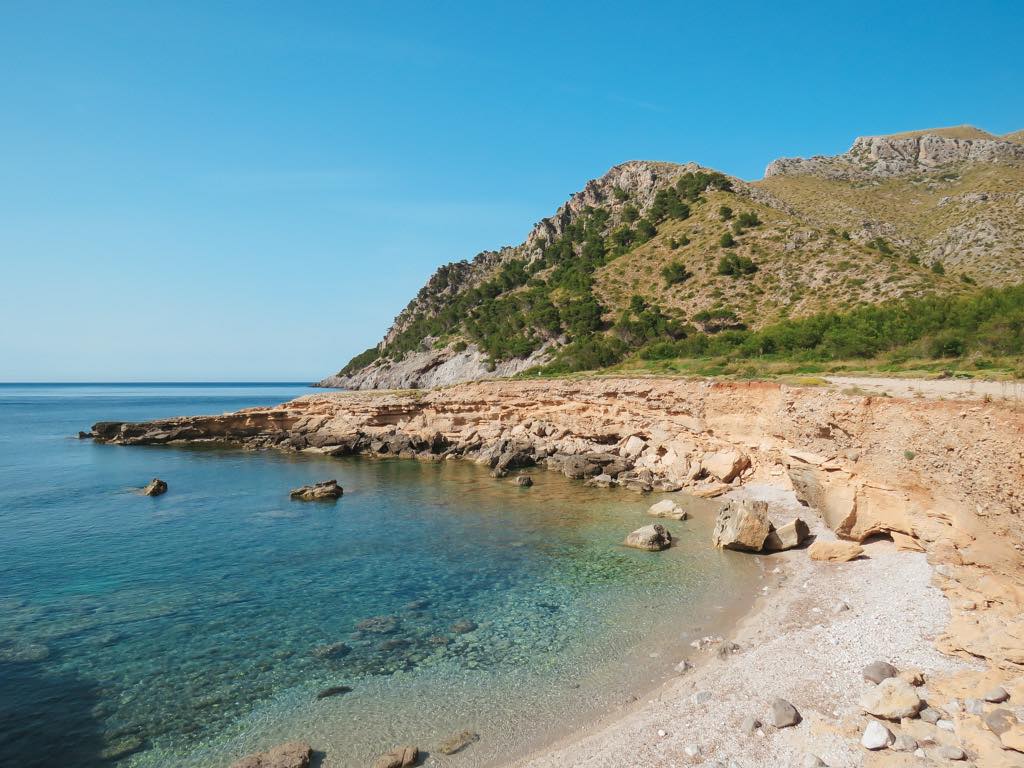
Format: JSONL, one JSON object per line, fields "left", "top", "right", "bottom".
{"left": 513, "top": 484, "right": 978, "bottom": 768}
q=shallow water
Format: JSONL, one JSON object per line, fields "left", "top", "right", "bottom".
{"left": 0, "top": 383, "right": 761, "bottom": 767}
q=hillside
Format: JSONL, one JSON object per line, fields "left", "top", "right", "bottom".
{"left": 321, "top": 127, "right": 1024, "bottom": 389}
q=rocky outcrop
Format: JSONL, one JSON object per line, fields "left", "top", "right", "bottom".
{"left": 289, "top": 480, "right": 343, "bottom": 501}
{"left": 142, "top": 478, "right": 167, "bottom": 496}
{"left": 765, "top": 132, "right": 1024, "bottom": 180}
{"left": 624, "top": 523, "right": 672, "bottom": 551}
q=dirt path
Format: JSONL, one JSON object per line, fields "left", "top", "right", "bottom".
{"left": 826, "top": 375, "right": 1024, "bottom": 403}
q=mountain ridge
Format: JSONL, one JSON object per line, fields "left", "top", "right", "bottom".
{"left": 321, "top": 127, "right": 1024, "bottom": 390}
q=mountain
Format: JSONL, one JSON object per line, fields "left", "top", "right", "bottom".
{"left": 321, "top": 127, "right": 1024, "bottom": 389}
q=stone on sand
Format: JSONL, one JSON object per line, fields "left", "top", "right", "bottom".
{"left": 859, "top": 677, "right": 922, "bottom": 720}
{"left": 862, "top": 660, "right": 899, "bottom": 684}
{"left": 647, "top": 498, "right": 687, "bottom": 520}
{"left": 808, "top": 540, "right": 864, "bottom": 562}
{"left": 861, "top": 720, "right": 894, "bottom": 750}
{"left": 373, "top": 746, "right": 418, "bottom": 768}
{"left": 770, "top": 698, "right": 801, "bottom": 728}
{"left": 712, "top": 499, "right": 770, "bottom": 552}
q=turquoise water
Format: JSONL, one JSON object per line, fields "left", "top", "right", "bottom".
{"left": 0, "top": 384, "right": 760, "bottom": 768}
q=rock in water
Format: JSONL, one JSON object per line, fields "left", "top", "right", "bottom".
{"left": 808, "top": 540, "right": 864, "bottom": 562}
{"left": 712, "top": 499, "right": 770, "bottom": 552}
{"left": 861, "top": 720, "right": 894, "bottom": 750}
{"left": 762, "top": 518, "right": 810, "bottom": 551}
{"left": 770, "top": 698, "right": 801, "bottom": 728}
{"left": 315, "top": 685, "right": 352, "bottom": 700}
{"left": 859, "top": 678, "right": 922, "bottom": 720}
{"left": 438, "top": 730, "right": 479, "bottom": 755}
{"left": 647, "top": 498, "right": 687, "bottom": 520}
{"left": 514, "top": 475, "right": 533, "bottom": 487}
{"left": 142, "top": 478, "right": 167, "bottom": 496}
{"left": 230, "top": 742, "right": 313, "bottom": 768}
{"left": 289, "top": 480, "right": 343, "bottom": 501}
{"left": 373, "top": 746, "right": 418, "bottom": 768}
{"left": 624, "top": 524, "right": 672, "bottom": 551}
{"left": 862, "top": 660, "right": 899, "bottom": 684}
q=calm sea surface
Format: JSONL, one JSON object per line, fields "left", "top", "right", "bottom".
{"left": 0, "top": 383, "right": 760, "bottom": 767}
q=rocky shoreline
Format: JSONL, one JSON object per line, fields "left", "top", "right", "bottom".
{"left": 89, "top": 376, "right": 1024, "bottom": 765}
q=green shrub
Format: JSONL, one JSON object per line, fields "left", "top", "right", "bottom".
{"left": 717, "top": 253, "right": 757, "bottom": 276}
{"left": 661, "top": 261, "right": 692, "bottom": 286}
{"left": 719, "top": 232, "right": 736, "bottom": 248}
{"left": 718, "top": 205, "right": 733, "bottom": 221}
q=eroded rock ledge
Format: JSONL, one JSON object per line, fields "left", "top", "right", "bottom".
{"left": 91, "top": 378, "right": 1024, "bottom": 682}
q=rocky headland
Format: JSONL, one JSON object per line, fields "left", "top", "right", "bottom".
{"left": 91, "top": 376, "right": 1024, "bottom": 765}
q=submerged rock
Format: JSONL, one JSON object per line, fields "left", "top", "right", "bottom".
{"left": 315, "top": 685, "right": 353, "bottom": 700}
{"left": 230, "top": 741, "right": 312, "bottom": 768}
{"left": 647, "top": 499, "right": 687, "bottom": 520}
{"left": 438, "top": 729, "right": 479, "bottom": 755}
{"left": 311, "top": 642, "right": 351, "bottom": 659}
{"left": 142, "top": 478, "right": 167, "bottom": 496}
{"left": 289, "top": 479, "right": 343, "bottom": 501}
{"left": 712, "top": 499, "right": 770, "bottom": 552}
{"left": 514, "top": 475, "right": 533, "bottom": 487}
{"left": 373, "top": 745, "right": 418, "bottom": 768}
{"left": 624, "top": 524, "right": 672, "bottom": 551}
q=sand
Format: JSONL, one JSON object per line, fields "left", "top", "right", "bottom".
{"left": 512, "top": 486, "right": 975, "bottom": 768}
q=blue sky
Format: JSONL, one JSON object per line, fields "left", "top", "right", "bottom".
{"left": 2, "top": 1, "right": 1021, "bottom": 381}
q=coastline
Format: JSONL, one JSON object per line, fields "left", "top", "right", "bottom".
{"left": 87, "top": 376, "right": 1024, "bottom": 766}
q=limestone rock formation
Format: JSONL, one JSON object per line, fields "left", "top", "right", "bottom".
{"left": 647, "top": 498, "right": 687, "bottom": 520}
{"left": 625, "top": 524, "right": 672, "bottom": 551}
{"left": 808, "top": 540, "right": 864, "bottom": 562}
{"left": 762, "top": 518, "right": 809, "bottom": 552}
{"left": 859, "top": 677, "right": 922, "bottom": 720}
{"left": 712, "top": 499, "right": 770, "bottom": 552}
{"left": 289, "top": 480, "right": 343, "bottom": 501}
{"left": 142, "top": 478, "right": 167, "bottom": 496}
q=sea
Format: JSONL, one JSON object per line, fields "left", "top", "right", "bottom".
{"left": 0, "top": 383, "right": 761, "bottom": 767}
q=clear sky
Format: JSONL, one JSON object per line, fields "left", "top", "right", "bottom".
{"left": 2, "top": 1, "right": 1021, "bottom": 381}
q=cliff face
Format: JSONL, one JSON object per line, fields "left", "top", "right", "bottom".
{"left": 764, "top": 132, "right": 1024, "bottom": 179}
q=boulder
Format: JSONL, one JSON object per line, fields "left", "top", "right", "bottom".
{"left": 561, "top": 455, "right": 601, "bottom": 480}
{"left": 712, "top": 499, "right": 770, "bottom": 552}
{"left": 861, "top": 720, "right": 894, "bottom": 750}
{"left": 625, "top": 524, "right": 672, "bottom": 551}
{"left": 891, "top": 734, "right": 918, "bottom": 752}
{"left": 514, "top": 475, "right": 533, "bottom": 487}
{"left": 142, "top": 478, "right": 167, "bottom": 496}
{"left": 647, "top": 499, "right": 687, "bottom": 520}
{"left": 762, "top": 518, "right": 810, "bottom": 552}
{"left": 863, "top": 661, "right": 899, "bottom": 685}
{"left": 373, "top": 746, "right": 418, "bottom": 768}
{"left": 984, "top": 708, "right": 1016, "bottom": 736}
{"left": 770, "top": 698, "right": 801, "bottom": 728}
{"left": 931, "top": 745, "right": 966, "bottom": 761}
{"left": 808, "top": 540, "right": 864, "bottom": 562}
{"left": 229, "top": 742, "right": 312, "bottom": 768}
{"left": 289, "top": 480, "right": 343, "bottom": 501}
{"left": 859, "top": 678, "right": 922, "bottom": 720}
{"left": 702, "top": 449, "right": 750, "bottom": 482}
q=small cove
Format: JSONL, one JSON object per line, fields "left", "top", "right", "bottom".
{"left": 0, "top": 384, "right": 762, "bottom": 767}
